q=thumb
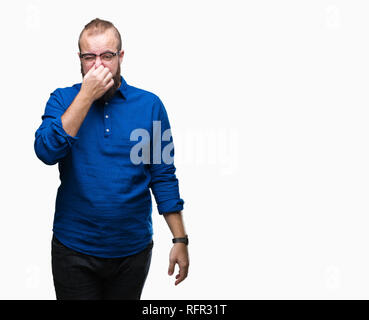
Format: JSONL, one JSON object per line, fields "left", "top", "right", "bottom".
{"left": 168, "top": 259, "right": 176, "bottom": 276}
{"left": 84, "top": 65, "right": 96, "bottom": 77}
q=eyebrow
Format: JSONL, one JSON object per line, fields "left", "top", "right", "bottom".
{"left": 80, "top": 50, "right": 117, "bottom": 55}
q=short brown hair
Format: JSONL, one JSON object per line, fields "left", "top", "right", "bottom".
{"left": 78, "top": 18, "right": 122, "bottom": 52}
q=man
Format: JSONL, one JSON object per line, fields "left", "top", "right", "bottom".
{"left": 34, "top": 18, "right": 189, "bottom": 300}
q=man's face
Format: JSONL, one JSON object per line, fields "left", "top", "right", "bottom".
{"left": 79, "top": 28, "right": 124, "bottom": 103}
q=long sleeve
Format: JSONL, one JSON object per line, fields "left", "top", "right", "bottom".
{"left": 38, "top": 76, "right": 184, "bottom": 258}
{"left": 149, "top": 97, "right": 184, "bottom": 214}
{"left": 34, "top": 89, "right": 79, "bottom": 165}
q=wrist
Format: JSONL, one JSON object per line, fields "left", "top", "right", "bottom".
{"left": 78, "top": 88, "right": 95, "bottom": 105}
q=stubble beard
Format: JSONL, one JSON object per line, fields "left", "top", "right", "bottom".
{"left": 81, "top": 63, "right": 121, "bottom": 105}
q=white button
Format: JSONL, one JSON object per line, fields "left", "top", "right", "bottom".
{"left": 106, "top": 128, "right": 110, "bottom": 132}
{"left": 105, "top": 115, "right": 109, "bottom": 118}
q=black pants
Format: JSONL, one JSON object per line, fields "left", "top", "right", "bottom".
{"left": 51, "top": 234, "right": 153, "bottom": 300}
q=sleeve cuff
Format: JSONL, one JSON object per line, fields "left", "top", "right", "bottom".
{"left": 52, "top": 116, "right": 79, "bottom": 146}
{"left": 157, "top": 198, "right": 185, "bottom": 215}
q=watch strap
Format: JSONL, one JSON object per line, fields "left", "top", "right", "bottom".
{"left": 172, "top": 235, "right": 189, "bottom": 245}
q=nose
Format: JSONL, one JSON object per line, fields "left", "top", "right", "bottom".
{"left": 94, "top": 56, "right": 103, "bottom": 68}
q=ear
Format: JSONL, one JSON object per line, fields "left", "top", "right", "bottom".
{"left": 119, "top": 50, "right": 124, "bottom": 64}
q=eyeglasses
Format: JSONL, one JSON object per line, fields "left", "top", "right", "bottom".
{"left": 79, "top": 51, "right": 120, "bottom": 63}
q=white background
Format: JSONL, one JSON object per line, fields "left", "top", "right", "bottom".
{"left": 0, "top": 0, "right": 368, "bottom": 299}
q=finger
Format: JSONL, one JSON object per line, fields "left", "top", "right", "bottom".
{"left": 175, "top": 273, "right": 185, "bottom": 286}
{"left": 105, "top": 78, "right": 114, "bottom": 90}
{"left": 175, "top": 263, "right": 189, "bottom": 286}
{"left": 175, "top": 273, "right": 187, "bottom": 285}
{"left": 84, "top": 65, "right": 96, "bottom": 77}
{"left": 100, "top": 67, "right": 111, "bottom": 78}
{"left": 103, "top": 72, "right": 113, "bottom": 85}
{"left": 93, "top": 65, "right": 105, "bottom": 75}
{"left": 168, "top": 259, "right": 176, "bottom": 276}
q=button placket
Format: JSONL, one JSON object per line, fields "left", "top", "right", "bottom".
{"left": 103, "top": 102, "right": 111, "bottom": 136}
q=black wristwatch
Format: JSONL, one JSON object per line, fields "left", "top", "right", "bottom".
{"left": 172, "top": 235, "right": 189, "bottom": 246}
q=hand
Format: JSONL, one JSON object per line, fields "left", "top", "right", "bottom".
{"left": 80, "top": 65, "right": 114, "bottom": 101}
{"left": 168, "top": 243, "right": 189, "bottom": 286}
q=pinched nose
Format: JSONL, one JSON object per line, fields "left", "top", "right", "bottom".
{"left": 94, "top": 56, "right": 103, "bottom": 68}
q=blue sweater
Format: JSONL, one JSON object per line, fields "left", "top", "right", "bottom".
{"left": 34, "top": 76, "right": 184, "bottom": 258}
